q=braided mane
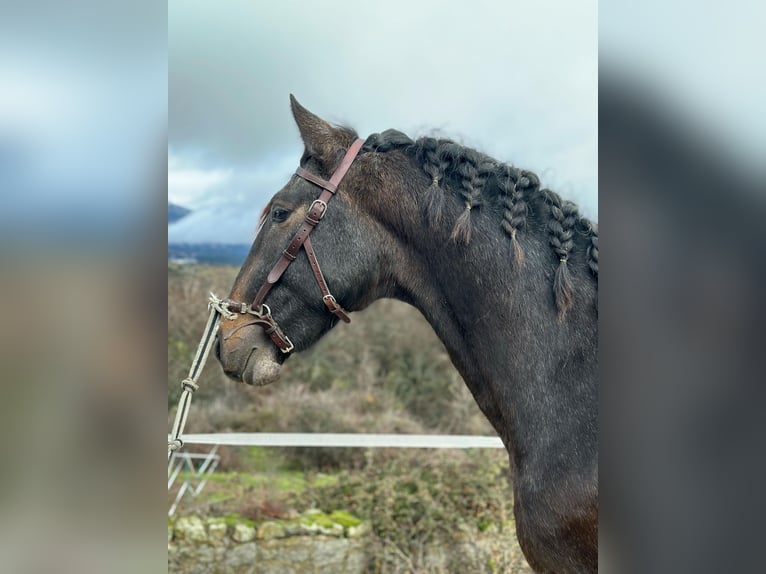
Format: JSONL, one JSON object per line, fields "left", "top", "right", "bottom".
{"left": 361, "top": 129, "right": 598, "bottom": 318}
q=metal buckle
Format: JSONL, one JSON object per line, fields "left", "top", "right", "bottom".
{"left": 322, "top": 294, "right": 338, "bottom": 309}
{"left": 258, "top": 304, "right": 294, "bottom": 353}
{"left": 308, "top": 199, "right": 328, "bottom": 222}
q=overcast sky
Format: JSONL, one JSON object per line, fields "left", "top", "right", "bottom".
{"left": 0, "top": 3, "right": 165, "bottom": 237}
{"left": 169, "top": 0, "right": 598, "bottom": 243}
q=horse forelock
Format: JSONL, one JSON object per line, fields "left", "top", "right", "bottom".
{"left": 255, "top": 201, "right": 271, "bottom": 237}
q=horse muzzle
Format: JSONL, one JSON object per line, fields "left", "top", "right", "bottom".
{"left": 215, "top": 322, "right": 283, "bottom": 386}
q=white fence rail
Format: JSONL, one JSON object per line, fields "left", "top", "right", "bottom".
{"left": 167, "top": 433, "right": 504, "bottom": 516}
{"left": 180, "top": 432, "right": 504, "bottom": 449}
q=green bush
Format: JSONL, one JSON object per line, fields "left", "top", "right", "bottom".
{"left": 293, "top": 449, "right": 517, "bottom": 572}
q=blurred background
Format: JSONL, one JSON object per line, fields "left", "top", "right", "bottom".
{"left": 0, "top": 2, "right": 167, "bottom": 574}
{"left": 600, "top": 2, "right": 766, "bottom": 573}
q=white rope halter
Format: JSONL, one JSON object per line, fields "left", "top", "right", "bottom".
{"left": 167, "top": 294, "right": 227, "bottom": 464}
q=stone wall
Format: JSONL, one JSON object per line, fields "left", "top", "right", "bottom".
{"left": 168, "top": 511, "right": 533, "bottom": 573}
{"left": 168, "top": 511, "right": 370, "bottom": 574}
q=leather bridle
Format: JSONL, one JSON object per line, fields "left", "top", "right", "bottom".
{"left": 220, "top": 137, "right": 366, "bottom": 354}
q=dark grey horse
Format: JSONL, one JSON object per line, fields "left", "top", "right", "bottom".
{"left": 217, "top": 96, "right": 598, "bottom": 573}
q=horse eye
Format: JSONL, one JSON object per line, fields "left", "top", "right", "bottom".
{"left": 271, "top": 206, "right": 291, "bottom": 223}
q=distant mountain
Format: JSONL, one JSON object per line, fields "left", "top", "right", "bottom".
{"left": 168, "top": 203, "right": 191, "bottom": 224}
{"left": 168, "top": 243, "right": 250, "bottom": 266}
{"left": 167, "top": 201, "right": 262, "bottom": 244}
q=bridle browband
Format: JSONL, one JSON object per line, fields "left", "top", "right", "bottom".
{"left": 220, "top": 138, "right": 366, "bottom": 354}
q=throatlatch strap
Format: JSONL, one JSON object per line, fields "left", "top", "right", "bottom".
{"left": 304, "top": 235, "right": 350, "bottom": 322}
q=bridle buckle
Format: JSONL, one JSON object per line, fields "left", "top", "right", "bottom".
{"left": 322, "top": 294, "right": 339, "bottom": 310}
{"left": 307, "top": 199, "right": 328, "bottom": 224}
{"left": 281, "top": 336, "right": 295, "bottom": 354}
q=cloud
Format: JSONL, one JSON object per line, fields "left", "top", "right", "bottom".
{"left": 168, "top": 155, "right": 232, "bottom": 208}
{"left": 169, "top": 0, "right": 598, "bottom": 242}
{"left": 1, "top": 2, "right": 166, "bottom": 232}
{"left": 168, "top": 153, "right": 299, "bottom": 243}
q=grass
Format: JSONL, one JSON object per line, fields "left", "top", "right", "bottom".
{"left": 171, "top": 467, "right": 341, "bottom": 517}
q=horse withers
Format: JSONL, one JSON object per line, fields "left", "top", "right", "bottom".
{"left": 216, "top": 96, "right": 598, "bottom": 574}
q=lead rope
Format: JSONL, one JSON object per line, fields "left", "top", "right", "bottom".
{"left": 167, "top": 293, "right": 234, "bottom": 465}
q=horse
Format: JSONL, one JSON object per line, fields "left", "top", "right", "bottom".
{"left": 215, "top": 95, "right": 598, "bottom": 574}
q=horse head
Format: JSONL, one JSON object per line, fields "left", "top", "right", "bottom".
{"left": 216, "top": 96, "right": 399, "bottom": 386}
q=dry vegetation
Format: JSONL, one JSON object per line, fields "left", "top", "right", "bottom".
{"left": 168, "top": 264, "right": 531, "bottom": 573}
{"left": 168, "top": 264, "right": 495, "bottom": 457}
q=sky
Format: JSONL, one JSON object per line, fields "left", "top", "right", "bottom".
{"left": 599, "top": 0, "right": 766, "bottom": 173}
{"left": 168, "top": 0, "right": 598, "bottom": 243}
{"left": 0, "top": 3, "right": 166, "bottom": 239}
{"left": 1, "top": 2, "right": 760, "bottom": 247}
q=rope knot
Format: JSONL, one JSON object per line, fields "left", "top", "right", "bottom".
{"left": 181, "top": 378, "right": 199, "bottom": 393}
{"left": 209, "top": 293, "right": 237, "bottom": 320}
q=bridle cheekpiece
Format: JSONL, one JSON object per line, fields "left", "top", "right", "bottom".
{"left": 219, "top": 138, "right": 365, "bottom": 354}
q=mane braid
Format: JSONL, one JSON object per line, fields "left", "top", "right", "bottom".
{"left": 361, "top": 131, "right": 597, "bottom": 318}
{"left": 419, "top": 138, "right": 449, "bottom": 226}
{"left": 539, "top": 187, "right": 578, "bottom": 318}
{"left": 498, "top": 164, "right": 527, "bottom": 264}
{"left": 578, "top": 219, "right": 598, "bottom": 277}
{"left": 450, "top": 152, "right": 488, "bottom": 243}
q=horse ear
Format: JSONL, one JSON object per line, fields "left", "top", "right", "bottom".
{"left": 290, "top": 94, "right": 344, "bottom": 162}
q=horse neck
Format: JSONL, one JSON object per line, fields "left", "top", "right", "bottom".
{"left": 387, "top": 214, "right": 598, "bottom": 470}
